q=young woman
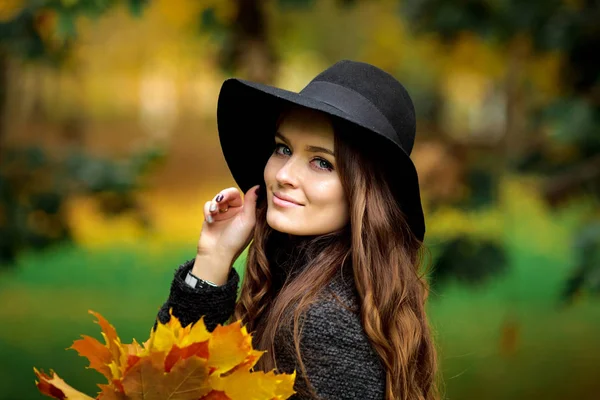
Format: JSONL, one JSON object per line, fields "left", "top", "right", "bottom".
{"left": 156, "top": 60, "right": 440, "bottom": 400}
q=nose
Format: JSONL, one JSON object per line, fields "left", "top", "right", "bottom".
{"left": 275, "top": 156, "right": 301, "bottom": 188}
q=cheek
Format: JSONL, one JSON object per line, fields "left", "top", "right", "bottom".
{"left": 263, "top": 157, "right": 276, "bottom": 181}
{"left": 308, "top": 180, "right": 345, "bottom": 206}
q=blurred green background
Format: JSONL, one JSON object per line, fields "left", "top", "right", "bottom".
{"left": 1, "top": 0, "right": 599, "bottom": 399}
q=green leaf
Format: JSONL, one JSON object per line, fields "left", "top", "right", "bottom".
{"left": 56, "top": 10, "right": 77, "bottom": 41}
{"left": 127, "top": 0, "right": 149, "bottom": 18}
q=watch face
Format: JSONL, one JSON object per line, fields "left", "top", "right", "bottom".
{"left": 196, "top": 280, "right": 207, "bottom": 289}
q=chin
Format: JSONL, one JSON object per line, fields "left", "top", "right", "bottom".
{"left": 266, "top": 212, "right": 306, "bottom": 235}
{"left": 266, "top": 215, "right": 329, "bottom": 236}
{"left": 266, "top": 212, "right": 294, "bottom": 234}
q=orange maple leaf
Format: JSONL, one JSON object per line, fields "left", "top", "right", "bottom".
{"left": 35, "top": 310, "right": 296, "bottom": 400}
{"left": 69, "top": 334, "right": 113, "bottom": 381}
{"left": 121, "top": 351, "right": 212, "bottom": 399}
{"left": 68, "top": 311, "right": 127, "bottom": 381}
{"left": 34, "top": 367, "right": 94, "bottom": 399}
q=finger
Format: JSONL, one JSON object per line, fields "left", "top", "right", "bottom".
{"left": 210, "top": 190, "right": 239, "bottom": 216}
{"left": 207, "top": 200, "right": 230, "bottom": 216}
{"left": 211, "top": 206, "right": 237, "bottom": 222}
{"left": 203, "top": 201, "right": 214, "bottom": 224}
{"left": 205, "top": 198, "right": 238, "bottom": 223}
{"left": 242, "top": 184, "right": 260, "bottom": 220}
{"left": 208, "top": 199, "right": 219, "bottom": 214}
{"left": 213, "top": 187, "right": 243, "bottom": 207}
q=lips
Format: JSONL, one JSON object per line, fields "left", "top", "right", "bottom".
{"left": 273, "top": 192, "right": 302, "bottom": 206}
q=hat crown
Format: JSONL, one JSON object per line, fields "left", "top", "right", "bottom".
{"left": 303, "top": 60, "right": 416, "bottom": 155}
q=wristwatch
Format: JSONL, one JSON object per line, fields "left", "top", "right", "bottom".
{"left": 184, "top": 270, "right": 220, "bottom": 289}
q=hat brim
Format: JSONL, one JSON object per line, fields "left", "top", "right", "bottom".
{"left": 216, "top": 78, "right": 426, "bottom": 241}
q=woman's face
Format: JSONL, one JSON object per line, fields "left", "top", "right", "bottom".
{"left": 263, "top": 107, "right": 349, "bottom": 236}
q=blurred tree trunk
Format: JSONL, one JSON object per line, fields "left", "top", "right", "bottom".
{"left": 503, "top": 38, "right": 529, "bottom": 170}
{"left": 224, "top": 0, "right": 277, "bottom": 84}
{"left": 486, "top": 39, "right": 528, "bottom": 213}
{"left": 0, "top": 51, "right": 7, "bottom": 156}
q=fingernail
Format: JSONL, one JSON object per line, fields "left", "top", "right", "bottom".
{"left": 207, "top": 215, "right": 213, "bottom": 223}
{"left": 216, "top": 194, "right": 224, "bottom": 203}
{"left": 209, "top": 203, "right": 217, "bottom": 212}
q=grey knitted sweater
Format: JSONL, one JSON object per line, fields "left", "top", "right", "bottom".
{"left": 156, "top": 259, "right": 386, "bottom": 399}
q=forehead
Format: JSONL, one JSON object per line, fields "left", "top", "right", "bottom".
{"left": 277, "top": 107, "right": 334, "bottom": 143}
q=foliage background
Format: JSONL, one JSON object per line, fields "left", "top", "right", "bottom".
{"left": 0, "top": 0, "right": 598, "bottom": 399}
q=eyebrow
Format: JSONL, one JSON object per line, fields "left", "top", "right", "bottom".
{"left": 275, "top": 132, "right": 334, "bottom": 156}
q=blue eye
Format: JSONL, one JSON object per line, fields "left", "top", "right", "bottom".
{"left": 274, "top": 143, "right": 291, "bottom": 156}
{"left": 313, "top": 158, "right": 334, "bottom": 171}
{"left": 273, "top": 143, "right": 334, "bottom": 172}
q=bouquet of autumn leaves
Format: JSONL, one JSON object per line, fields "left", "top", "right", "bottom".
{"left": 34, "top": 310, "right": 296, "bottom": 400}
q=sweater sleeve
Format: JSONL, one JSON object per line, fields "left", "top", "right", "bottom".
{"left": 293, "top": 293, "right": 386, "bottom": 400}
{"left": 154, "top": 258, "right": 239, "bottom": 332}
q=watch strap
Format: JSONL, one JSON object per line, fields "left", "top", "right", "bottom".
{"left": 185, "top": 271, "right": 220, "bottom": 289}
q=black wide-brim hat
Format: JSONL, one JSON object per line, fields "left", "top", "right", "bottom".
{"left": 216, "top": 60, "right": 426, "bottom": 241}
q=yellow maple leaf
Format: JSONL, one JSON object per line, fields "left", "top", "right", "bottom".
{"left": 208, "top": 321, "right": 264, "bottom": 374}
{"left": 210, "top": 369, "right": 297, "bottom": 400}
{"left": 145, "top": 309, "right": 211, "bottom": 354}
{"left": 35, "top": 310, "right": 296, "bottom": 400}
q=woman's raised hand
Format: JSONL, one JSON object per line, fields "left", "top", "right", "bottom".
{"left": 193, "top": 185, "right": 260, "bottom": 285}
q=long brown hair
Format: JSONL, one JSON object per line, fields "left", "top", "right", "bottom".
{"left": 234, "top": 110, "right": 440, "bottom": 400}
